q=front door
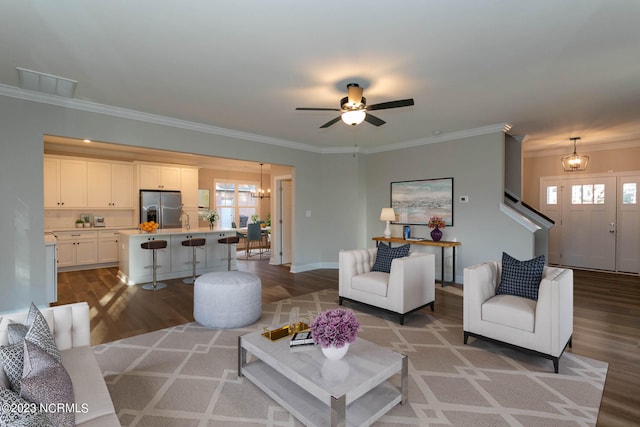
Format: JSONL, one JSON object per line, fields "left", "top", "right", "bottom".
{"left": 561, "top": 176, "right": 617, "bottom": 270}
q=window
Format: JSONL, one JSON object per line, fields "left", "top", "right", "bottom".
{"left": 571, "top": 184, "right": 605, "bottom": 204}
{"left": 622, "top": 183, "right": 637, "bottom": 204}
{"left": 546, "top": 186, "right": 557, "bottom": 205}
{"left": 215, "top": 181, "right": 258, "bottom": 228}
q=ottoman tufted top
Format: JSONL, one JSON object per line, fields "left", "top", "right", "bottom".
{"left": 196, "top": 271, "right": 259, "bottom": 287}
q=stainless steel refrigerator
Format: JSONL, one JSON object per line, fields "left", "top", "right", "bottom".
{"left": 139, "top": 190, "right": 183, "bottom": 229}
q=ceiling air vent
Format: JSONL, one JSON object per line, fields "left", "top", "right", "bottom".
{"left": 17, "top": 67, "right": 77, "bottom": 98}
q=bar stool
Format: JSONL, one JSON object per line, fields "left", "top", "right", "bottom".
{"left": 218, "top": 236, "right": 240, "bottom": 271}
{"left": 182, "top": 237, "right": 207, "bottom": 284}
{"left": 140, "top": 240, "right": 168, "bottom": 290}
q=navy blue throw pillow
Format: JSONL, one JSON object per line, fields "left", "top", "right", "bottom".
{"left": 371, "top": 242, "right": 410, "bottom": 273}
{"left": 497, "top": 252, "right": 546, "bottom": 301}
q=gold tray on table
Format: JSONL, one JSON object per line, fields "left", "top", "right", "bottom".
{"left": 262, "top": 322, "right": 309, "bottom": 341}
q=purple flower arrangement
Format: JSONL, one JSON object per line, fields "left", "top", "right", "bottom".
{"left": 310, "top": 308, "right": 360, "bottom": 349}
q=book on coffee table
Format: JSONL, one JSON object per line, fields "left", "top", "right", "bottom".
{"left": 290, "top": 331, "right": 315, "bottom": 347}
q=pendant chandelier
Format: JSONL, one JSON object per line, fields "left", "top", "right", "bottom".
{"left": 561, "top": 137, "right": 589, "bottom": 172}
{"left": 251, "top": 163, "right": 270, "bottom": 199}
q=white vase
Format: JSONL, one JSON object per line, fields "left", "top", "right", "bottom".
{"left": 321, "top": 343, "right": 350, "bottom": 360}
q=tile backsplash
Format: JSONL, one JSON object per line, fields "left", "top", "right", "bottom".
{"left": 45, "top": 209, "right": 136, "bottom": 230}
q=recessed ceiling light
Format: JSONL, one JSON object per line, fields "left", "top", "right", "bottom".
{"left": 16, "top": 67, "right": 77, "bottom": 98}
{"left": 433, "top": 130, "right": 442, "bottom": 135}
{"left": 83, "top": 139, "right": 92, "bottom": 143}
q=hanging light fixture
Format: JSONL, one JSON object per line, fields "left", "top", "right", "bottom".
{"left": 251, "top": 163, "right": 270, "bottom": 199}
{"left": 561, "top": 137, "right": 589, "bottom": 172}
{"left": 340, "top": 84, "right": 367, "bottom": 126}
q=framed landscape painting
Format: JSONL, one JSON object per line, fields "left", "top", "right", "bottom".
{"left": 390, "top": 177, "right": 454, "bottom": 226}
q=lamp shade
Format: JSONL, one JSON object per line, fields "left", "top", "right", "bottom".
{"left": 380, "top": 208, "right": 396, "bottom": 221}
{"left": 341, "top": 110, "right": 366, "bottom": 126}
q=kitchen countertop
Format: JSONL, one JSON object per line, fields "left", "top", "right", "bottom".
{"left": 118, "top": 227, "right": 236, "bottom": 237}
{"left": 44, "top": 234, "right": 56, "bottom": 245}
{"left": 45, "top": 226, "right": 138, "bottom": 233}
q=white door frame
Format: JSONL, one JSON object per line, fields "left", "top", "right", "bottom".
{"left": 271, "top": 174, "right": 293, "bottom": 267}
{"left": 540, "top": 171, "right": 639, "bottom": 273}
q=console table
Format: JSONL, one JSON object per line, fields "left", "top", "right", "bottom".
{"left": 372, "top": 236, "right": 461, "bottom": 286}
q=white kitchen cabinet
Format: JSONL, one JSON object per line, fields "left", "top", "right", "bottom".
{"left": 87, "top": 161, "right": 134, "bottom": 208}
{"left": 56, "top": 231, "right": 98, "bottom": 267}
{"left": 98, "top": 230, "right": 120, "bottom": 263}
{"left": 180, "top": 167, "right": 199, "bottom": 208}
{"left": 171, "top": 233, "right": 206, "bottom": 274}
{"left": 117, "top": 229, "right": 237, "bottom": 285}
{"left": 44, "top": 157, "right": 88, "bottom": 208}
{"left": 138, "top": 164, "right": 181, "bottom": 190}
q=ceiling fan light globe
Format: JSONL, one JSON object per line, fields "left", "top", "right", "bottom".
{"left": 341, "top": 110, "right": 366, "bottom": 126}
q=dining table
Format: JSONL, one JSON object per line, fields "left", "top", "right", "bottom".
{"left": 236, "top": 225, "right": 271, "bottom": 250}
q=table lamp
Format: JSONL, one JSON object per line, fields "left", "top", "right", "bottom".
{"left": 380, "top": 208, "right": 396, "bottom": 238}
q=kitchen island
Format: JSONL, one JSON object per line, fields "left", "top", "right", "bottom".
{"left": 117, "top": 228, "right": 238, "bottom": 285}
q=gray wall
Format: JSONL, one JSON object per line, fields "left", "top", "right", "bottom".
{"left": 505, "top": 134, "right": 522, "bottom": 199}
{"left": 0, "top": 95, "right": 332, "bottom": 311}
{"left": 0, "top": 94, "right": 534, "bottom": 312}
{"left": 365, "top": 132, "right": 535, "bottom": 281}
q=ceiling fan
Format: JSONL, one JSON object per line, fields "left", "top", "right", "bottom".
{"left": 296, "top": 83, "right": 415, "bottom": 128}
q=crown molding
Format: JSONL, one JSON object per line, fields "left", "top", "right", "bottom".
{"left": 0, "top": 84, "right": 515, "bottom": 156}
{"left": 524, "top": 138, "right": 640, "bottom": 158}
{"left": 0, "top": 84, "right": 325, "bottom": 154}
{"left": 362, "top": 123, "right": 512, "bottom": 154}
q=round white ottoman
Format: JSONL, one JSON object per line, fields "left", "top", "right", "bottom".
{"left": 194, "top": 271, "right": 262, "bottom": 329}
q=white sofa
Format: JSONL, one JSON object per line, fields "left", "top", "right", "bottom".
{"left": 0, "top": 302, "right": 120, "bottom": 426}
{"left": 339, "top": 247, "right": 435, "bottom": 324}
{"left": 463, "top": 261, "right": 573, "bottom": 373}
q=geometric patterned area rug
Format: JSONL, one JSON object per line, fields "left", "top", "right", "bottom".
{"left": 94, "top": 289, "right": 607, "bottom": 426}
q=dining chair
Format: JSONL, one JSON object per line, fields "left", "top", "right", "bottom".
{"left": 246, "top": 223, "right": 263, "bottom": 259}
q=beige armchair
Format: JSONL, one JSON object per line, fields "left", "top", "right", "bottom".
{"left": 463, "top": 261, "right": 573, "bottom": 373}
{"left": 339, "top": 247, "right": 435, "bottom": 324}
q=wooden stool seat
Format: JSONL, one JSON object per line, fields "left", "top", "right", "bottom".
{"left": 218, "top": 236, "right": 240, "bottom": 245}
{"left": 182, "top": 238, "right": 206, "bottom": 247}
{"left": 141, "top": 240, "right": 168, "bottom": 250}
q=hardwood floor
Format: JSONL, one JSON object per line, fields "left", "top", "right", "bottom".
{"left": 55, "top": 262, "right": 639, "bottom": 426}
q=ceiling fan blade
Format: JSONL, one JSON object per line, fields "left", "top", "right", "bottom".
{"left": 367, "top": 98, "right": 415, "bottom": 111}
{"left": 320, "top": 116, "right": 342, "bottom": 128}
{"left": 296, "top": 107, "right": 340, "bottom": 111}
{"left": 365, "top": 113, "right": 386, "bottom": 126}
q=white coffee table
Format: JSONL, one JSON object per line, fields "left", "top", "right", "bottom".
{"left": 238, "top": 327, "right": 407, "bottom": 427}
